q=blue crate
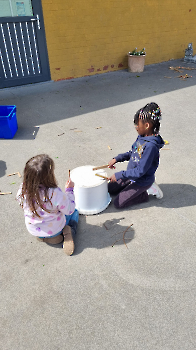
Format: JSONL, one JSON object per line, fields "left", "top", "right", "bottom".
{"left": 0, "top": 105, "right": 18, "bottom": 139}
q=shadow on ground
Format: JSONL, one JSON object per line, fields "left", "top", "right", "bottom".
{"left": 1, "top": 60, "right": 196, "bottom": 139}
{"left": 13, "top": 126, "right": 40, "bottom": 140}
{"left": 46, "top": 217, "right": 135, "bottom": 255}
{"left": 42, "top": 183, "right": 195, "bottom": 255}
{"left": 106, "top": 183, "right": 196, "bottom": 211}
{"left": 0, "top": 160, "right": 7, "bottom": 177}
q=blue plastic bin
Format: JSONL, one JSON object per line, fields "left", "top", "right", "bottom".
{"left": 0, "top": 106, "right": 18, "bottom": 139}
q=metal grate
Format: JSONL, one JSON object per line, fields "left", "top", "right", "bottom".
{"left": 0, "top": 18, "right": 41, "bottom": 80}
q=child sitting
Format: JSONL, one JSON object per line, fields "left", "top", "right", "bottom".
{"left": 108, "top": 102, "right": 164, "bottom": 209}
{"left": 16, "top": 154, "right": 78, "bottom": 256}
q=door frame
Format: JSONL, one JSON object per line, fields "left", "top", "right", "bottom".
{"left": 0, "top": 0, "right": 50, "bottom": 88}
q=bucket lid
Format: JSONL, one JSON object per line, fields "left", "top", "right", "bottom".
{"left": 71, "top": 165, "right": 108, "bottom": 188}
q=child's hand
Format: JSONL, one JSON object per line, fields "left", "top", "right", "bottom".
{"left": 109, "top": 174, "right": 117, "bottom": 183}
{"left": 108, "top": 159, "right": 116, "bottom": 169}
{"left": 65, "top": 179, "right": 74, "bottom": 188}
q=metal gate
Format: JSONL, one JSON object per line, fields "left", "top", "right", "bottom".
{"left": 0, "top": 1, "right": 50, "bottom": 88}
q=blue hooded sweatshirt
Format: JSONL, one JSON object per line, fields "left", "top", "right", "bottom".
{"left": 114, "top": 134, "right": 164, "bottom": 186}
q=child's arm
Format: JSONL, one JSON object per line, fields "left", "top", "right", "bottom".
{"left": 109, "top": 173, "right": 117, "bottom": 182}
{"left": 115, "top": 150, "right": 132, "bottom": 163}
{"left": 16, "top": 184, "right": 23, "bottom": 206}
{"left": 65, "top": 179, "right": 74, "bottom": 188}
{"left": 115, "top": 144, "right": 157, "bottom": 181}
{"left": 108, "top": 150, "right": 132, "bottom": 169}
{"left": 54, "top": 186, "right": 75, "bottom": 216}
{"left": 108, "top": 158, "right": 117, "bottom": 169}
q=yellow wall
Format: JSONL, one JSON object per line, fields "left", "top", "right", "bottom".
{"left": 41, "top": 0, "right": 196, "bottom": 81}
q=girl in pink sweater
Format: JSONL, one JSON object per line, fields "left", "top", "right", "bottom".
{"left": 16, "top": 154, "right": 79, "bottom": 255}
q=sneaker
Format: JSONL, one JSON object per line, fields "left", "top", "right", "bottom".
{"left": 147, "top": 182, "right": 163, "bottom": 199}
{"left": 63, "top": 225, "right": 75, "bottom": 255}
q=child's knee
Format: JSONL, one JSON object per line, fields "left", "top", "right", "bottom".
{"left": 113, "top": 196, "right": 122, "bottom": 209}
{"left": 70, "top": 209, "right": 79, "bottom": 223}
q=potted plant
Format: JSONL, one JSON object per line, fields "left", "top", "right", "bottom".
{"left": 127, "top": 48, "right": 146, "bottom": 73}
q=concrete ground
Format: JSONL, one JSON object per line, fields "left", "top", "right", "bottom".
{"left": 0, "top": 59, "right": 196, "bottom": 350}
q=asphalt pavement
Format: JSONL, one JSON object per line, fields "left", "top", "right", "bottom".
{"left": 1, "top": 59, "right": 196, "bottom": 350}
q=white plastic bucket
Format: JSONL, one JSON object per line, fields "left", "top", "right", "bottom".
{"left": 70, "top": 165, "right": 111, "bottom": 215}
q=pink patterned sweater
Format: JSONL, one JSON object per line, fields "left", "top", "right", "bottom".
{"left": 16, "top": 186, "right": 75, "bottom": 237}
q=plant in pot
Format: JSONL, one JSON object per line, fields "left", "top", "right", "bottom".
{"left": 127, "top": 48, "right": 146, "bottom": 73}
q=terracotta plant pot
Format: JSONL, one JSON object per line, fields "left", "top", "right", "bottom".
{"left": 127, "top": 54, "right": 146, "bottom": 73}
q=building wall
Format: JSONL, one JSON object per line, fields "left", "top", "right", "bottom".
{"left": 41, "top": 0, "right": 196, "bottom": 81}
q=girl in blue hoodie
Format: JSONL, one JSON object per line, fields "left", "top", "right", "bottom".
{"left": 108, "top": 102, "right": 164, "bottom": 209}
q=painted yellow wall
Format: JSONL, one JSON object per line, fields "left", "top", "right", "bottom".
{"left": 41, "top": 0, "right": 196, "bottom": 81}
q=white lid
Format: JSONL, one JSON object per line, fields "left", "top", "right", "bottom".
{"left": 71, "top": 165, "right": 108, "bottom": 188}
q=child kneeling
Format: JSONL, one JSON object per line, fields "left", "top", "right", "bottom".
{"left": 108, "top": 102, "right": 164, "bottom": 209}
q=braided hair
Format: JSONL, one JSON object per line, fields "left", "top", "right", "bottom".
{"left": 134, "top": 102, "right": 162, "bottom": 134}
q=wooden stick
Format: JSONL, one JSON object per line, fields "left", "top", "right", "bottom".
{"left": 103, "top": 223, "right": 109, "bottom": 230}
{"left": 180, "top": 67, "right": 196, "bottom": 70}
{"left": 123, "top": 224, "right": 133, "bottom": 249}
{"left": 93, "top": 164, "right": 108, "bottom": 171}
{"left": 0, "top": 192, "right": 12, "bottom": 195}
{"left": 7, "top": 172, "right": 21, "bottom": 177}
{"left": 95, "top": 173, "right": 109, "bottom": 180}
{"left": 111, "top": 224, "right": 133, "bottom": 248}
{"left": 68, "top": 169, "right": 70, "bottom": 177}
{"left": 7, "top": 172, "right": 18, "bottom": 177}
{"left": 161, "top": 148, "right": 170, "bottom": 150}
{"left": 112, "top": 238, "right": 132, "bottom": 247}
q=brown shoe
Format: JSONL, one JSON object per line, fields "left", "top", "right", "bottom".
{"left": 63, "top": 225, "right": 74, "bottom": 255}
{"left": 36, "top": 234, "right": 63, "bottom": 244}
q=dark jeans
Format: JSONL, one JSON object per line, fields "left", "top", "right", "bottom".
{"left": 108, "top": 179, "right": 152, "bottom": 209}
